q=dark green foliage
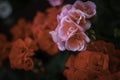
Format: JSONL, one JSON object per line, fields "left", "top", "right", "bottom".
{"left": 91, "top": 0, "right": 120, "bottom": 48}
{"left": 37, "top": 51, "right": 71, "bottom": 80}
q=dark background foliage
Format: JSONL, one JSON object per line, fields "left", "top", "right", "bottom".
{"left": 0, "top": 0, "right": 120, "bottom": 80}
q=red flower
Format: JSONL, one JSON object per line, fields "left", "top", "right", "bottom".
{"left": 64, "top": 51, "right": 109, "bottom": 80}
{"left": 9, "top": 39, "right": 34, "bottom": 70}
{"left": 10, "top": 18, "right": 33, "bottom": 40}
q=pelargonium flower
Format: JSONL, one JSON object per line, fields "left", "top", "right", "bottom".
{"left": 50, "top": 0, "right": 96, "bottom": 51}
{"left": 50, "top": 16, "right": 90, "bottom": 51}
{"left": 64, "top": 51, "right": 109, "bottom": 80}
{"left": 9, "top": 39, "right": 34, "bottom": 70}
{"left": 57, "top": 16, "right": 83, "bottom": 41}
{"left": 50, "top": 32, "right": 89, "bottom": 51}
{"left": 58, "top": 8, "right": 91, "bottom": 31}
{"left": 73, "top": 0, "right": 96, "bottom": 18}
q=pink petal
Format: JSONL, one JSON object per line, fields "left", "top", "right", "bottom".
{"left": 57, "top": 4, "right": 75, "bottom": 22}
{"left": 57, "top": 41, "right": 65, "bottom": 51}
{"left": 48, "top": 0, "right": 63, "bottom": 6}
{"left": 73, "top": 0, "right": 84, "bottom": 10}
{"left": 73, "top": 0, "right": 96, "bottom": 18}
{"left": 62, "top": 4, "right": 73, "bottom": 11}
{"left": 81, "top": 32, "right": 90, "bottom": 43}
{"left": 58, "top": 16, "right": 81, "bottom": 41}
{"left": 68, "top": 9, "right": 91, "bottom": 31}
{"left": 65, "top": 32, "right": 87, "bottom": 51}
{"left": 68, "top": 9, "right": 84, "bottom": 24}
{"left": 66, "top": 38, "right": 85, "bottom": 51}
{"left": 49, "top": 31, "right": 58, "bottom": 42}
{"left": 84, "top": 1, "right": 96, "bottom": 18}
{"left": 81, "top": 20, "right": 91, "bottom": 31}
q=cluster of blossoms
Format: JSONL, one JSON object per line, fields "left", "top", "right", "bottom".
{"left": 10, "top": 7, "right": 62, "bottom": 56}
{"left": 64, "top": 40, "right": 120, "bottom": 80}
{"left": 87, "top": 40, "right": 120, "bottom": 73}
{"left": 50, "top": 0, "right": 96, "bottom": 51}
{"left": 64, "top": 51, "right": 109, "bottom": 80}
{"left": 7, "top": 7, "right": 62, "bottom": 70}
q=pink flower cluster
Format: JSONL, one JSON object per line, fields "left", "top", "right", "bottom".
{"left": 50, "top": 0, "right": 96, "bottom": 51}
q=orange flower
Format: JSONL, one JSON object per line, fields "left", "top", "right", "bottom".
{"left": 31, "top": 9, "right": 60, "bottom": 55}
{"left": 24, "top": 37, "right": 38, "bottom": 51}
{"left": 50, "top": 16, "right": 90, "bottom": 51}
{"left": 50, "top": 1, "right": 96, "bottom": 51}
{"left": 10, "top": 18, "right": 33, "bottom": 40}
{"left": 9, "top": 39, "right": 34, "bottom": 70}
{"left": 33, "top": 12, "right": 45, "bottom": 26}
{"left": 64, "top": 51, "right": 109, "bottom": 80}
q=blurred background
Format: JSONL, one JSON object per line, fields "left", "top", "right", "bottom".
{"left": 0, "top": 0, "right": 120, "bottom": 80}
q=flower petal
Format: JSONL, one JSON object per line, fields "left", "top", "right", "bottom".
{"left": 65, "top": 32, "right": 86, "bottom": 51}
{"left": 58, "top": 16, "right": 79, "bottom": 41}
{"left": 57, "top": 41, "right": 65, "bottom": 51}
{"left": 73, "top": 0, "right": 96, "bottom": 18}
{"left": 49, "top": 31, "right": 58, "bottom": 42}
{"left": 48, "top": 0, "right": 63, "bottom": 6}
{"left": 81, "top": 32, "right": 90, "bottom": 42}
{"left": 57, "top": 4, "right": 75, "bottom": 22}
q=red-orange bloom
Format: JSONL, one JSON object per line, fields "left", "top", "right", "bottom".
{"left": 31, "top": 9, "right": 61, "bottom": 55}
{"left": 87, "top": 40, "right": 120, "bottom": 72}
{"left": 9, "top": 39, "right": 34, "bottom": 70}
{"left": 64, "top": 51, "right": 109, "bottom": 80}
{"left": 10, "top": 18, "right": 33, "bottom": 40}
